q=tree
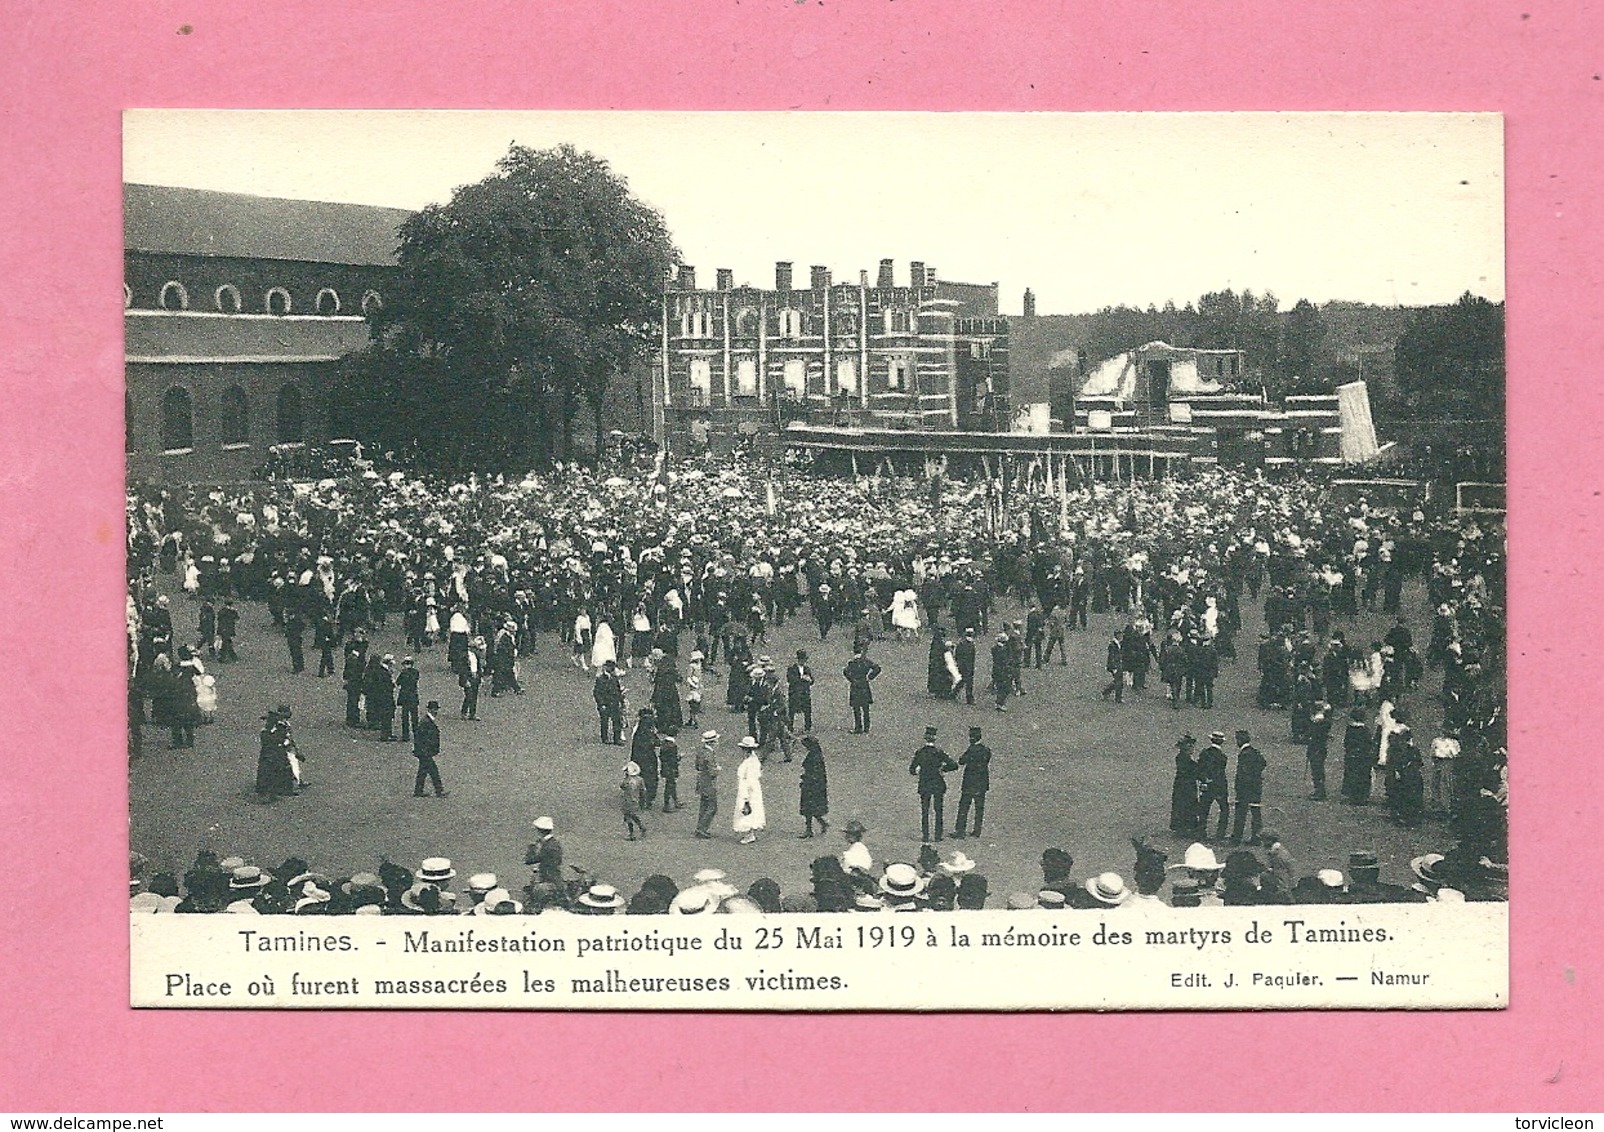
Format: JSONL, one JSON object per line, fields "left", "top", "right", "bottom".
{"left": 1394, "top": 293, "right": 1504, "bottom": 418}
{"left": 338, "top": 143, "right": 678, "bottom": 471}
{"left": 1393, "top": 292, "right": 1505, "bottom": 472}
{"left": 1277, "top": 298, "right": 1327, "bottom": 394}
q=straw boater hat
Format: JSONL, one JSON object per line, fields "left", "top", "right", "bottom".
{"left": 1316, "top": 869, "right": 1346, "bottom": 891}
{"left": 475, "top": 888, "right": 524, "bottom": 915}
{"left": 1410, "top": 853, "right": 1447, "bottom": 887}
{"left": 1006, "top": 892, "right": 1036, "bottom": 910}
{"left": 342, "top": 872, "right": 383, "bottom": 897}
{"left": 701, "top": 729, "right": 720, "bottom": 745}
{"left": 418, "top": 858, "right": 456, "bottom": 884}
{"left": 939, "top": 851, "right": 977, "bottom": 876}
{"left": 624, "top": 762, "right": 641, "bottom": 777}
{"left": 130, "top": 892, "right": 169, "bottom": 914}
{"left": 228, "top": 866, "right": 271, "bottom": 891}
{"left": 879, "top": 863, "right": 927, "bottom": 899}
{"left": 1037, "top": 890, "right": 1067, "bottom": 910}
{"left": 293, "top": 883, "right": 332, "bottom": 914}
{"left": 854, "top": 893, "right": 885, "bottom": 912}
{"left": 1085, "top": 872, "right": 1132, "bottom": 906}
{"left": 738, "top": 736, "right": 759, "bottom": 750}
{"left": 577, "top": 885, "right": 626, "bottom": 911}
{"left": 467, "top": 873, "right": 498, "bottom": 897}
{"left": 1179, "top": 843, "right": 1224, "bottom": 873}
{"left": 532, "top": 816, "right": 555, "bottom": 832}
{"left": 669, "top": 886, "right": 717, "bottom": 914}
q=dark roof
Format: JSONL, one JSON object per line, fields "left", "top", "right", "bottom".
{"left": 125, "top": 183, "right": 412, "bottom": 266}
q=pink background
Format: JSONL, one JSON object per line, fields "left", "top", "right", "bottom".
{"left": 0, "top": 0, "right": 1595, "bottom": 1112}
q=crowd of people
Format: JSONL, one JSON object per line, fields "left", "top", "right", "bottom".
{"left": 131, "top": 813, "right": 1505, "bottom": 917}
{"left": 127, "top": 448, "right": 1507, "bottom": 911}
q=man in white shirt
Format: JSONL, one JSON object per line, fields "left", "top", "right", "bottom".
{"left": 1429, "top": 729, "right": 1461, "bottom": 816}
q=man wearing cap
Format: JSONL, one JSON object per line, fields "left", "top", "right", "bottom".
{"left": 1197, "top": 732, "right": 1230, "bottom": 841}
{"left": 953, "top": 726, "right": 992, "bottom": 840}
{"left": 909, "top": 726, "right": 959, "bottom": 842}
{"left": 525, "top": 817, "right": 563, "bottom": 886}
{"left": 411, "top": 700, "right": 447, "bottom": 798}
{"left": 1230, "top": 731, "right": 1267, "bottom": 845}
{"left": 694, "top": 730, "right": 722, "bottom": 839}
{"left": 397, "top": 656, "right": 420, "bottom": 743}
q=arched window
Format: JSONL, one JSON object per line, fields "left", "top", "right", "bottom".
{"left": 125, "top": 393, "right": 135, "bottom": 452}
{"left": 123, "top": 283, "right": 132, "bottom": 310}
{"left": 159, "top": 281, "right": 189, "bottom": 311}
{"left": 265, "top": 287, "right": 292, "bottom": 316}
{"left": 360, "top": 289, "right": 383, "bottom": 317}
{"left": 160, "top": 386, "right": 193, "bottom": 451}
{"left": 220, "top": 386, "right": 249, "bottom": 445}
{"left": 315, "top": 287, "right": 341, "bottom": 316}
{"left": 214, "top": 284, "right": 242, "bottom": 313}
{"left": 276, "top": 384, "right": 304, "bottom": 443}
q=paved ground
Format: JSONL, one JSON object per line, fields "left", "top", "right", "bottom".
{"left": 130, "top": 582, "right": 1453, "bottom": 903}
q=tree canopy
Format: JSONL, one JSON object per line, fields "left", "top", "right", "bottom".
{"left": 335, "top": 143, "right": 678, "bottom": 471}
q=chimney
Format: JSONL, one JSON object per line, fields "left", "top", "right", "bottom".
{"left": 810, "top": 265, "right": 831, "bottom": 291}
{"left": 877, "top": 259, "right": 895, "bottom": 289}
{"left": 910, "top": 261, "right": 925, "bottom": 289}
{"left": 677, "top": 265, "right": 697, "bottom": 291}
{"left": 775, "top": 261, "right": 793, "bottom": 291}
{"left": 1023, "top": 287, "right": 1037, "bottom": 318}
{"left": 859, "top": 269, "right": 870, "bottom": 287}
{"left": 925, "top": 265, "right": 937, "bottom": 287}
{"left": 715, "top": 268, "right": 733, "bottom": 291}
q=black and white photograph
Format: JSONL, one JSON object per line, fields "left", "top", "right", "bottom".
{"left": 123, "top": 111, "right": 1507, "bottom": 1009}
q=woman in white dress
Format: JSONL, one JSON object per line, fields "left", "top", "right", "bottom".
{"left": 590, "top": 616, "right": 617, "bottom": 672}
{"left": 732, "top": 736, "right": 766, "bottom": 844}
{"left": 889, "top": 588, "right": 921, "bottom": 639}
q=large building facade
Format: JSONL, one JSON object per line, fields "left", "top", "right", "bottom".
{"left": 657, "top": 259, "right": 1010, "bottom": 450}
{"left": 124, "top": 183, "right": 408, "bottom": 482}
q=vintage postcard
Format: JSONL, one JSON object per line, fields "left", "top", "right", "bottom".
{"left": 124, "top": 110, "right": 1506, "bottom": 1010}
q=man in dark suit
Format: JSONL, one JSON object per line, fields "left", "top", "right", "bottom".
{"left": 283, "top": 605, "right": 305, "bottom": 674}
{"left": 953, "top": 725, "right": 992, "bottom": 839}
{"left": 1197, "top": 731, "right": 1231, "bottom": 840}
{"left": 1100, "top": 633, "right": 1125, "bottom": 703}
{"left": 216, "top": 600, "right": 239, "bottom": 662}
{"left": 1230, "top": 728, "right": 1267, "bottom": 844}
{"left": 412, "top": 700, "right": 447, "bottom": 798}
{"left": 909, "top": 725, "right": 959, "bottom": 842}
{"left": 396, "top": 656, "right": 421, "bottom": 742}
{"left": 342, "top": 633, "right": 368, "bottom": 727}
{"left": 524, "top": 816, "right": 564, "bottom": 902}
{"left": 786, "top": 649, "right": 814, "bottom": 733}
{"left": 593, "top": 660, "right": 626, "bottom": 744}
{"left": 843, "top": 649, "right": 882, "bottom": 733}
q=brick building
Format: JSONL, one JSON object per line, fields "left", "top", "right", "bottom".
{"left": 124, "top": 183, "right": 408, "bottom": 482}
{"left": 657, "top": 258, "right": 1010, "bottom": 450}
